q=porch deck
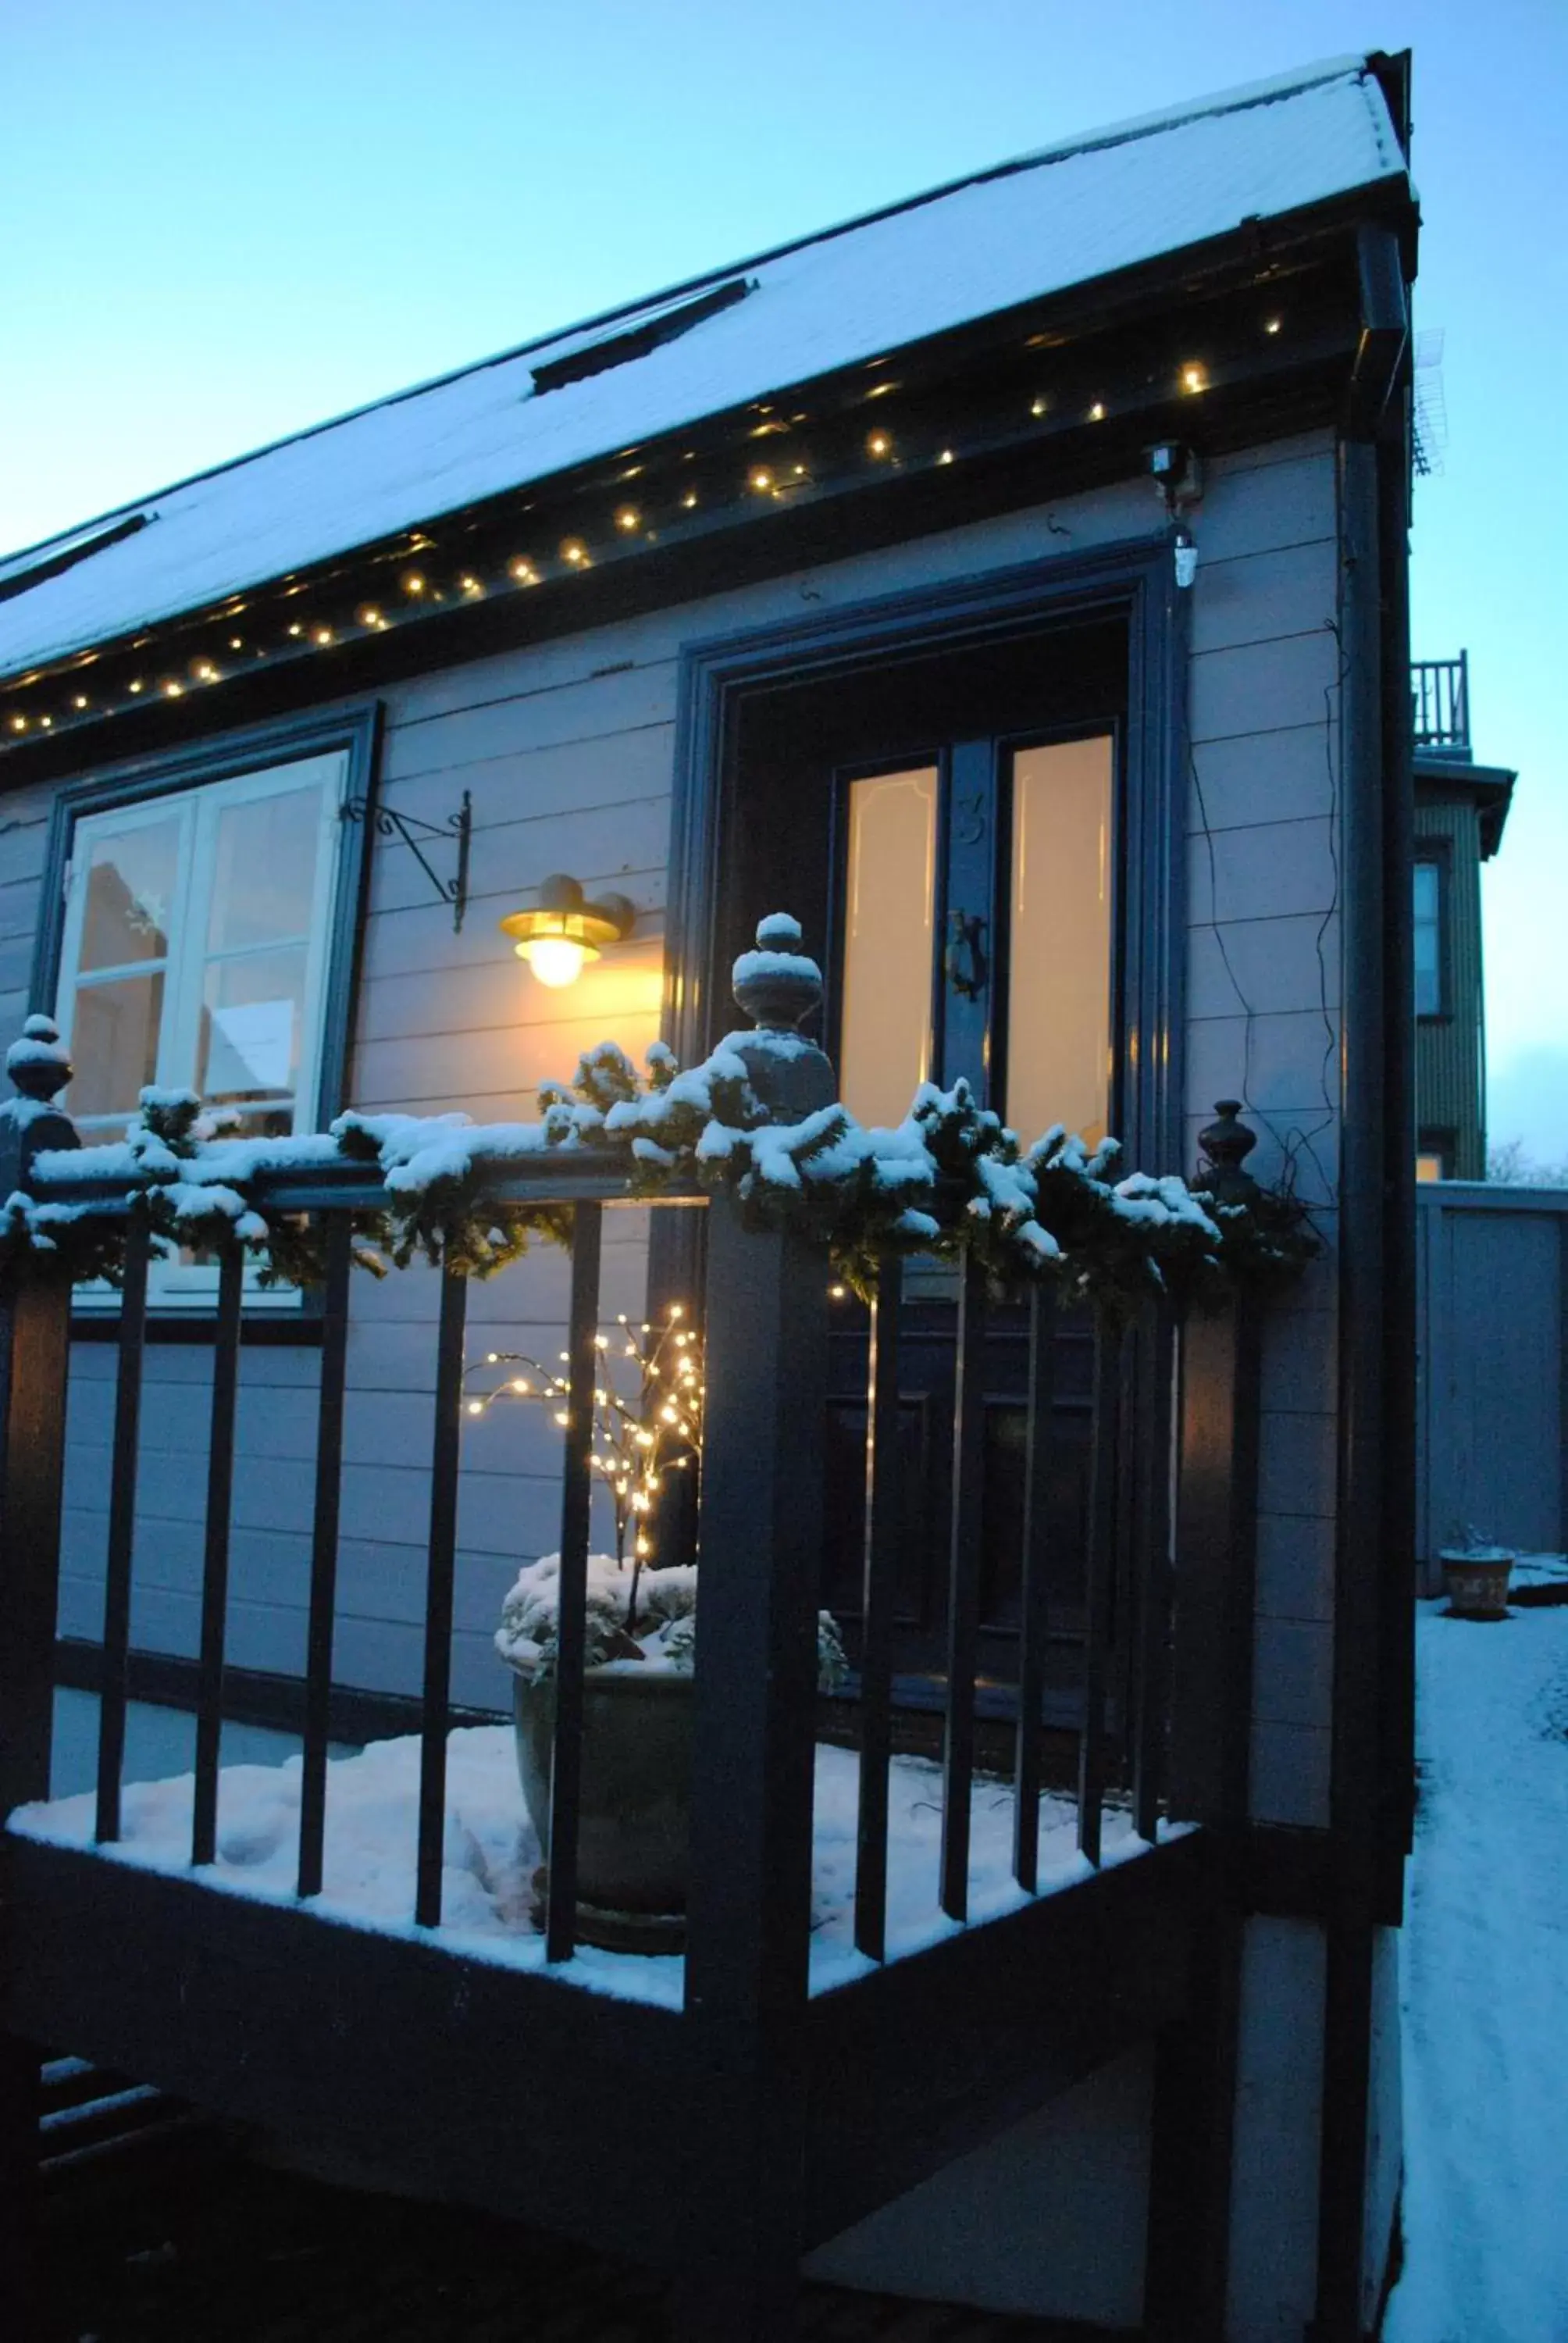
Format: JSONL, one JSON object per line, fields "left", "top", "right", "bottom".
{"left": 0, "top": 977, "right": 1263, "bottom": 2338}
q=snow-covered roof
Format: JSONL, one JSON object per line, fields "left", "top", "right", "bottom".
{"left": 0, "top": 56, "right": 1405, "bottom": 682}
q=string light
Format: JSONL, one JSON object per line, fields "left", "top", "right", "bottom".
{"left": 73, "top": 694, "right": 88, "bottom": 709}
{"left": 39, "top": 715, "right": 51, "bottom": 728}
{"left": 867, "top": 431, "right": 892, "bottom": 458}
{"left": 749, "top": 467, "right": 773, "bottom": 492}
{"left": 614, "top": 507, "right": 640, "bottom": 532}
{"left": 1031, "top": 397, "right": 1049, "bottom": 417}
{"left": 560, "top": 539, "right": 589, "bottom": 565}
{"left": 402, "top": 572, "right": 426, "bottom": 596}
{"left": 229, "top": 637, "right": 244, "bottom": 650}
{"left": 1263, "top": 316, "right": 1282, "bottom": 336}
{"left": 8, "top": 715, "right": 26, "bottom": 733}
{"left": 508, "top": 558, "right": 539, "bottom": 583}
{"left": 287, "top": 622, "right": 303, "bottom": 637}
{"left": 681, "top": 490, "right": 698, "bottom": 509}
{"left": 459, "top": 576, "right": 483, "bottom": 597}
{"left": 1088, "top": 401, "right": 1107, "bottom": 422}
{"left": 194, "top": 661, "right": 219, "bottom": 682}
{"left": 163, "top": 681, "right": 183, "bottom": 697}
{"left": 938, "top": 448, "right": 954, "bottom": 465}
{"left": 129, "top": 680, "right": 144, "bottom": 694}
{"left": 357, "top": 605, "right": 387, "bottom": 629}
{"left": 1180, "top": 363, "right": 1208, "bottom": 395}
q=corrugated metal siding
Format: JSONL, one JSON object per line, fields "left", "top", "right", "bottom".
{"left": 1414, "top": 796, "right": 1485, "bottom": 1177}
{"left": 1417, "top": 1185, "right": 1568, "bottom": 1573}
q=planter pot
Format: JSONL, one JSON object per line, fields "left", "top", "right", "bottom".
{"left": 1439, "top": 1549, "right": 1514, "bottom": 1621}
{"left": 511, "top": 1666, "right": 692, "bottom": 1953}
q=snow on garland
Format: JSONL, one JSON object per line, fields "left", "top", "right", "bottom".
{"left": 1, "top": 971, "right": 1314, "bottom": 1311}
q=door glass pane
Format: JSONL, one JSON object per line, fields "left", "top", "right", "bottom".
{"left": 80, "top": 819, "right": 180, "bottom": 971}
{"left": 838, "top": 766, "right": 937, "bottom": 1127}
{"left": 1006, "top": 737, "right": 1114, "bottom": 1150}
{"left": 205, "top": 783, "right": 325, "bottom": 955}
{"left": 69, "top": 973, "right": 165, "bottom": 1117}
{"left": 198, "top": 947, "right": 306, "bottom": 1107}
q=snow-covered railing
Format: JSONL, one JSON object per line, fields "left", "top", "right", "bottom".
{"left": 0, "top": 916, "right": 1274, "bottom": 2022}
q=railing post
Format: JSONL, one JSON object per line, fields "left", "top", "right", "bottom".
{"left": 0, "top": 1017, "right": 79, "bottom": 2334}
{"left": 1145, "top": 1104, "right": 1263, "bottom": 2340}
{"left": 675, "top": 916, "right": 833, "bottom": 2341}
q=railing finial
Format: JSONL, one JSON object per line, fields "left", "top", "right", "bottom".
{"left": 728, "top": 911, "right": 836, "bottom": 1120}
{"left": 0, "top": 1014, "right": 80, "bottom": 1198}
{"left": 5, "top": 1014, "right": 73, "bottom": 1108}
{"left": 1197, "top": 1099, "right": 1260, "bottom": 1205}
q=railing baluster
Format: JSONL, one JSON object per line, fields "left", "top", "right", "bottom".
{"left": 1013, "top": 1285, "right": 1057, "bottom": 1893}
{"left": 191, "top": 1241, "right": 244, "bottom": 1867}
{"left": 939, "top": 1247, "right": 985, "bottom": 1924}
{"left": 298, "top": 1212, "right": 353, "bottom": 1899}
{"left": 95, "top": 1211, "right": 149, "bottom": 1846}
{"left": 1077, "top": 1318, "right": 1121, "bottom": 1865}
{"left": 854, "top": 1250, "right": 902, "bottom": 1961}
{"left": 415, "top": 1255, "right": 467, "bottom": 1929}
{"left": 1131, "top": 1301, "right": 1178, "bottom": 1842}
{"left": 544, "top": 1202, "right": 603, "bottom": 1963}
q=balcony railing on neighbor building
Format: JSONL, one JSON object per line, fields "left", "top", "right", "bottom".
{"left": 1411, "top": 651, "right": 1470, "bottom": 757}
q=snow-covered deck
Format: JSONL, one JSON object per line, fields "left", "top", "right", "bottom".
{"left": 11, "top": 1729, "right": 1174, "bottom": 2010}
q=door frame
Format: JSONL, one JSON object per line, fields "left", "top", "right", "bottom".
{"left": 666, "top": 535, "right": 1188, "bottom": 1176}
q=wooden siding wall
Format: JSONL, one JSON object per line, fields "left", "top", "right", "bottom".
{"left": 1413, "top": 793, "right": 1486, "bottom": 1179}
{"left": 21, "top": 432, "right": 1345, "bottom": 1765}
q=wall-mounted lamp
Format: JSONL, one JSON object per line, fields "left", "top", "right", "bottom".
{"left": 499, "top": 873, "right": 636, "bottom": 989}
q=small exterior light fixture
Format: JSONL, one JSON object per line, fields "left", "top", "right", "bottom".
{"left": 500, "top": 874, "right": 635, "bottom": 989}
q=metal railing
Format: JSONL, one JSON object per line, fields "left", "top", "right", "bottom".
{"left": 0, "top": 1018, "right": 1257, "bottom": 2004}
{"left": 1411, "top": 652, "right": 1470, "bottom": 755}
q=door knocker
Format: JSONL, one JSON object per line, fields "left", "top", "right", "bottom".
{"left": 945, "top": 909, "right": 990, "bottom": 999}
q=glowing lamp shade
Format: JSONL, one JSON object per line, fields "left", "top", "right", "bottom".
{"left": 499, "top": 875, "right": 634, "bottom": 990}
{"left": 518, "top": 932, "right": 595, "bottom": 988}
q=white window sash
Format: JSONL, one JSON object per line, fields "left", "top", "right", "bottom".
{"left": 58, "top": 749, "right": 350, "bottom": 1311}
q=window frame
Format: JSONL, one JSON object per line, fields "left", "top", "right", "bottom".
{"left": 668, "top": 537, "right": 1184, "bottom": 1174}
{"left": 31, "top": 704, "right": 383, "bottom": 1327}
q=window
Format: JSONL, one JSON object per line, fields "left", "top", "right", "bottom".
{"left": 1416, "top": 1151, "right": 1445, "bottom": 1184}
{"left": 1413, "top": 856, "right": 1443, "bottom": 1018}
{"left": 40, "top": 711, "right": 379, "bottom": 1311}
{"left": 837, "top": 733, "right": 1115, "bottom": 1149}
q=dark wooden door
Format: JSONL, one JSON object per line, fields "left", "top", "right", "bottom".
{"left": 721, "top": 618, "right": 1129, "bottom": 1695}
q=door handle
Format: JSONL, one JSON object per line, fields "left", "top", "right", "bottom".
{"left": 945, "top": 910, "right": 989, "bottom": 999}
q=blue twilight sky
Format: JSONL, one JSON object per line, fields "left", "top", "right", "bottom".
{"left": 5, "top": 1, "right": 1565, "bottom": 1159}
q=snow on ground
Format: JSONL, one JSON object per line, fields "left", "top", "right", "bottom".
{"left": 1384, "top": 1603, "right": 1568, "bottom": 2343}
{"left": 11, "top": 1730, "right": 1164, "bottom": 2011}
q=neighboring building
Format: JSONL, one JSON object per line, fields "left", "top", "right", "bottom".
{"left": 1411, "top": 651, "right": 1516, "bottom": 1179}
{"left": 0, "top": 54, "right": 1420, "bottom": 2343}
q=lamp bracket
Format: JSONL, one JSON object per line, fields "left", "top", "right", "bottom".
{"left": 344, "top": 790, "right": 472, "bottom": 930}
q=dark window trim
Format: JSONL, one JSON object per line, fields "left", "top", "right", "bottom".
{"left": 30, "top": 702, "right": 383, "bottom": 1339}
{"left": 1413, "top": 841, "right": 1450, "bottom": 1022}
{"left": 665, "top": 535, "right": 1186, "bottom": 1175}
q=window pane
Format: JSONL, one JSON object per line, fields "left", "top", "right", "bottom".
{"left": 80, "top": 819, "right": 180, "bottom": 970}
{"left": 1007, "top": 738, "right": 1114, "bottom": 1149}
{"left": 838, "top": 767, "right": 937, "bottom": 1128}
{"left": 1416, "top": 1152, "right": 1444, "bottom": 1183}
{"left": 205, "top": 783, "right": 325, "bottom": 955}
{"left": 198, "top": 947, "right": 306, "bottom": 1106}
{"left": 70, "top": 973, "right": 164, "bottom": 1117}
{"left": 1413, "top": 861, "right": 1441, "bottom": 1016}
